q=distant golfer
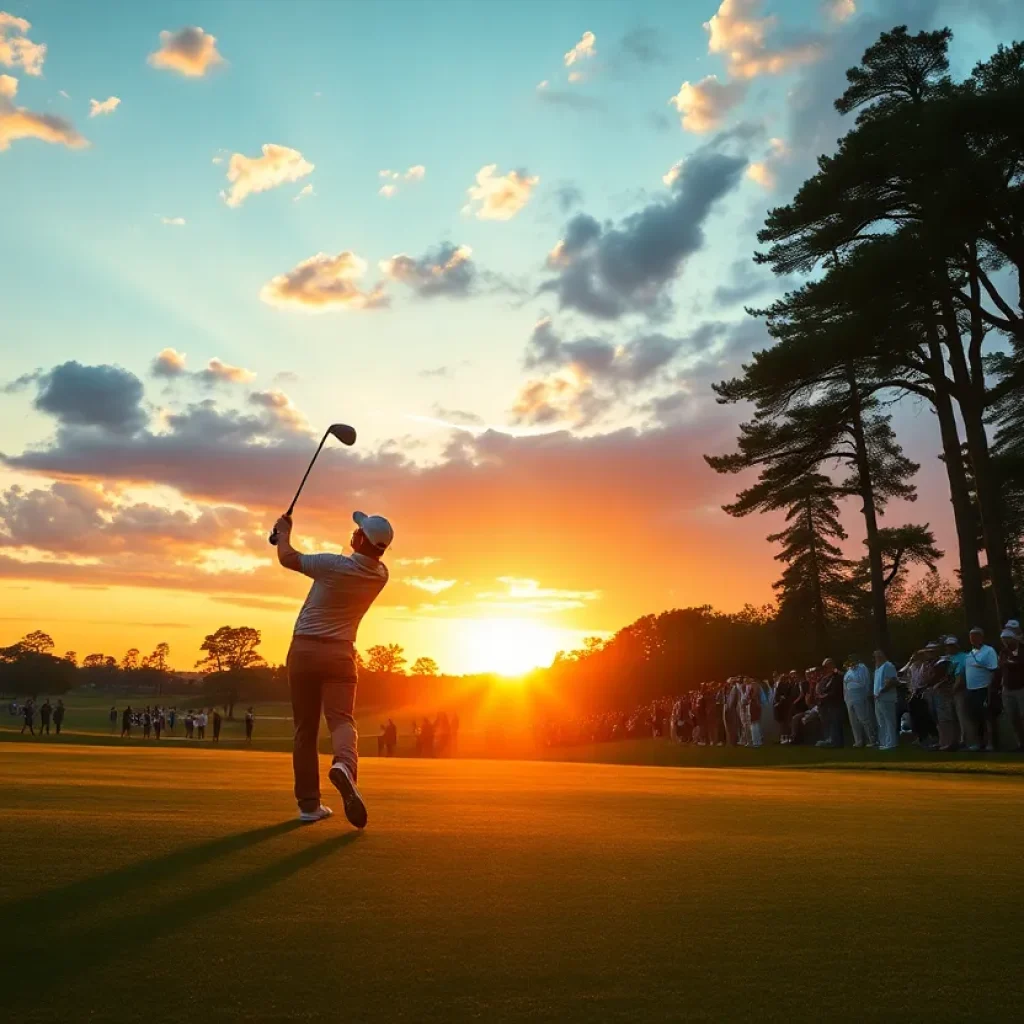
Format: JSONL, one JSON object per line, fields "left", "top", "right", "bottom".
{"left": 274, "top": 510, "right": 392, "bottom": 827}
{"left": 244, "top": 707, "right": 254, "bottom": 744}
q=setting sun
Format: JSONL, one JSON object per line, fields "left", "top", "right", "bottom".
{"left": 459, "top": 618, "right": 569, "bottom": 677}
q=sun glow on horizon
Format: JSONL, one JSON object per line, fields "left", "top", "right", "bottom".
{"left": 458, "top": 617, "right": 569, "bottom": 678}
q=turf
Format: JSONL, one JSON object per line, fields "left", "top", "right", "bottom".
{"left": 3, "top": 745, "right": 1022, "bottom": 1023}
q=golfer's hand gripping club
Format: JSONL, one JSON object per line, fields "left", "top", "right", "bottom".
{"left": 268, "top": 516, "right": 292, "bottom": 548}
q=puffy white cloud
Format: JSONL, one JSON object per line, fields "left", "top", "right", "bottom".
{"left": 669, "top": 75, "right": 747, "bottom": 133}
{"left": 293, "top": 183, "right": 315, "bottom": 201}
{"left": 88, "top": 96, "right": 120, "bottom": 117}
{"left": 148, "top": 26, "right": 225, "bottom": 78}
{"left": 198, "top": 358, "right": 255, "bottom": 386}
{"left": 464, "top": 164, "right": 539, "bottom": 221}
{"left": 260, "top": 251, "right": 388, "bottom": 312}
{"left": 0, "top": 74, "right": 87, "bottom": 152}
{"left": 222, "top": 143, "right": 313, "bottom": 207}
{"left": 151, "top": 348, "right": 187, "bottom": 377}
{"left": 564, "top": 30, "right": 596, "bottom": 67}
{"left": 705, "top": 0, "right": 822, "bottom": 79}
{"left": 0, "top": 11, "right": 45, "bottom": 76}
{"left": 376, "top": 165, "right": 424, "bottom": 197}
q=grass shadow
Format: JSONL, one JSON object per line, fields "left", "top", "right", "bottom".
{"left": 0, "top": 820, "right": 303, "bottom": 933}
{"left": 4, "top": 830, "right": 361, "bottom": 998}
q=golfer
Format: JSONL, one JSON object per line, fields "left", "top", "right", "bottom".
{"left": 274, "top": 510, "right": 392, "bottom": 827}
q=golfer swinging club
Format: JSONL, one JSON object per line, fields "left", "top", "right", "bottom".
{"left": 274, "top": 510, "right": 393, "bottom": 827}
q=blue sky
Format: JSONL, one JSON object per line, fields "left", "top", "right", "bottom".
{"left": 1, "top": 0, "right": 1021, "bottom": 672}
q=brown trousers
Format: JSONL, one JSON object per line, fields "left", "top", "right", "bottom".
{"left": 287, "top": 636, "right": 358, "bottom": 812}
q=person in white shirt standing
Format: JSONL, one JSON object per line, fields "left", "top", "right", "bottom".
{"left": 964, "top": 627, "right": 998, "bottom": 751}
{"left": 872, "top": 650, "right": 900, "bottom": 750}
{"left": 843, "top": 655, "right": 877, "bottom": 748}
{"left": 275, "top": 510, "right": 392, "bottom": 827}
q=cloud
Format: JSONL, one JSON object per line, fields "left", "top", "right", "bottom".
{"left": 260, "top": 251, "right": 388, "bottom": 312}
{"left": 704, "top": 0, "right": 822, "bottom": 79}
{"left": 477, "top": 576, "right": 601, "bottom": 613}
{"left": 564, "top": 31, "right": 596, "bottom": 66}
{"left": 222, "top": 144, "right": 313, "bottom": 207}
{"left": 150, "top": 349, "right": 254, "bottom": 386}
{"left": 464, "top": 164, "right": 540, "bottom": 221}
{"left": 0, "top": 74, "right": 87, "bottom": 152}
{"left": 294, "top": 183, "right": 315, "bottom": 201}
{"left": 711, "top": 259, "right": 783, "bottom": 306}
{"left": 617, "top": 27, "right": 669, "bottom": 66}
{"left": 151, "top": 348, "right": 187, "bottom": 377}
{"left": 88, "top": 96, "right": 120, "bottom": 117}
{"left": 31, "top": 361, "right": 147, "bottom": 435}
{"left": 148, "top": 26, "right": 225, "bottom": 78}
{"left": 160, "top": 216, "right": 186, "bottom": 226}
{"left": 540, "top": 141, "right": 747, "bottom": 319}
{"left": 552, "top": 183, "right": 583, "bottom": 212}
{"left": 510, "top": 376, "right": 609, "bottom": 428}
{"left": 536, "top": 86, "right": 607, "bottom": 112}
{"left": 669, "top": 75, "right": 747, "bottom": 133}
{"left": 0, "top": 481, "right": 261, "bottom": 558}
{"left": 524, "top": 318, "right": 684, "bottom": 387}
{"left": 431, "top": 406, "right": 483, "bottom": 426}
{"left": 745, "top": 137, "right": 787, "bottom": 188}
{"left": 2, "top": 374, "right": 769, "bottom": 619}
{"left": 403, "top": 576, "right": 456, "bottom": 594}
{"left": 379, "top": 243, "right": 477, "bottom": 299}
{"left": 247, "top": 389, "right": 308, "bottom": 432}
{"left": 197, "top": 358, "right": 255, "bottom": 386}
{"left": 822, "top": 0, "right": 856, "bottom": 22}
{"left": 0, "top": 11, "right": 45, "bottom": 76}
{"left": 376, "top": 165, "right": 425, "bottom": 197}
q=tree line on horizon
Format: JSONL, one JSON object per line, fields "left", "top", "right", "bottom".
{"left": 704, "top": 27, "right": 1024, "bottom": 654}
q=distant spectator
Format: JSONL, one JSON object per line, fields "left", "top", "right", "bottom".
{"left": 109, "top": 705, "right": 117, "bottom": 732}
{"left": 53, "top": 699, "right": 65, "bottom": 735}
{"left": 901, "top": 647, "right": 937, "bottom": 748}
{"left": 816, "top": 658, "right": 845, "bottom": 748}
{"left": 843, "top": 655, "right": 877, "bottom": 748}
{"left": 872, "top": 649, "right": 900, "bottom": 750}
{"left": 39, "top": 698, "right": 52, "bottom": 735}
{"left": 384, "top": 718, "right": 397, "bottom": 756}
{"left": 998, "top": 629, "right": 1024, "bottom": 751}
{"left": 121, "top": 705, "right": 132, "bottom": 738}
{"left": 212, "top": 709, "right": 222, "bottom": 743}
{"left": 21, "top": 699, "right": 35, "bottom": 736}
{"left": 245, "top": 707, "right": 255, "bottom": 743}
{"left": 965, "top": 628, "right": 998, "bottom": 752}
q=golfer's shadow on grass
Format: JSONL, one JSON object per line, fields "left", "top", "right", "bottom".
{"left": 2, "top": 825, "right": 361, "bottom": 997}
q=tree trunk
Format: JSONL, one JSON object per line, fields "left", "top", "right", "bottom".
{"left": 845, "top": 365, "right": 889, "bottom": 651}
{"left": 805, "top": 500, "right": 829, "bottom": 656}
{"left": 940, "top": 293, "right": 1020, "bottom": 623}
{"left": 931, "top": 379, "right": 986, "bottom": 629}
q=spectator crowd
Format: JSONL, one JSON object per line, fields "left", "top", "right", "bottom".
{"left": 543, "top": 624, "right": 1024, "bottom": 754}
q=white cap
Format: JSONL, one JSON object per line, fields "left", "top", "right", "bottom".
{"left": 1006, "top": 619, "right": 1021, "bottom": 630}
{"left": 353, "top": 511, "right": 393, "bottom": 551}
{"left": 944, "top": 636, "right": 958, "bottom": 645}
{"left": 1001, "top": 628, "right": 1018, "bottom": 639}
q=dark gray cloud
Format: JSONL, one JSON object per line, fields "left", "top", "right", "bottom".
{"left": 524, "top": 320, "right": 684, "bottom": 386}
{"left": 552, "top": 183, "right": 583, "bottom": 214}
{"left": 33, "top": 361, "right": 146, "bottom": 435}
{"left": 381, "top": 242, "right": 477, "bottom": 299}
{"left": 540, "top": 143, "right": 748, "bottom": 320}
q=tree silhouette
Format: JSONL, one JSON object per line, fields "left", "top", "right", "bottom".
{"left": 411, "top": 656, "right": 439, "bottom": 676}
{"left": 367, "top": 644, "right": 407, "bottom": 675}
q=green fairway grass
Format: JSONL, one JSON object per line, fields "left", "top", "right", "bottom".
{"left": 2, "top": 745, "right": 1023, "bottom": 1023}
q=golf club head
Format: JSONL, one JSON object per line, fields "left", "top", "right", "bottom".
{"left": 328, "top": 423, "right": 357, "bottom": 446}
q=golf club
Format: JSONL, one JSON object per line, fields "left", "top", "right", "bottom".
{"left": 268, "top": 423, "right": 357, "bottom": 545}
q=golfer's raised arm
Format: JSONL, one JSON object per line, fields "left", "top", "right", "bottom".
{"left": 274, "top": 515, "right": 303, "bottom": 571}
